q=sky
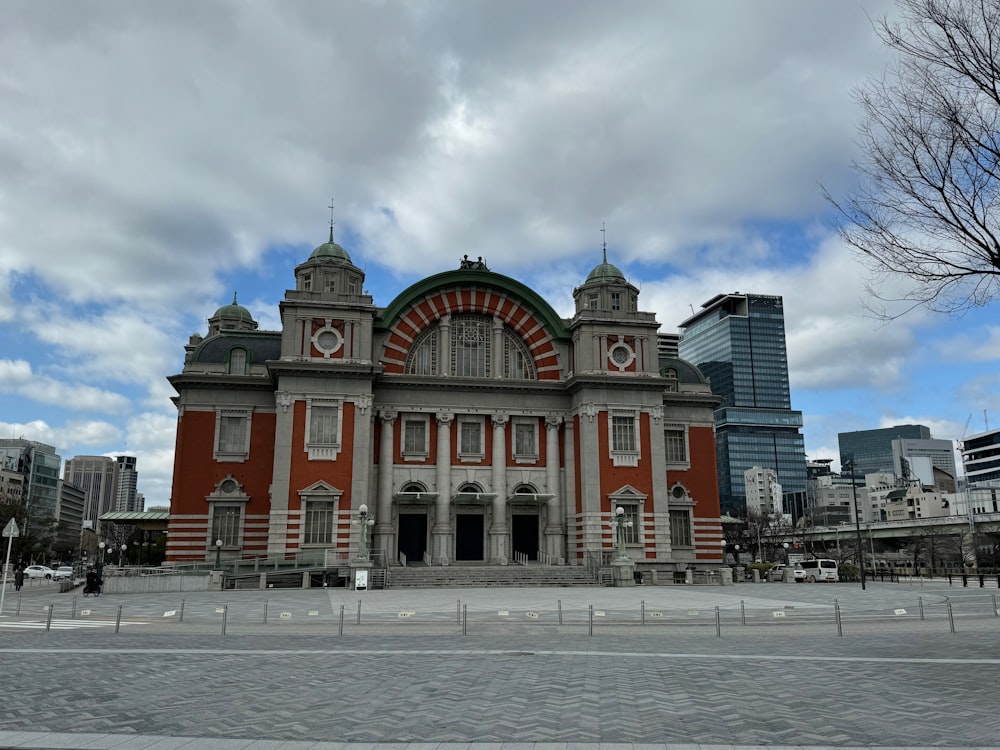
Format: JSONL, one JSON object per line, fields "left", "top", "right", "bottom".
{"left": 1, "top": 0, "right": 996, "bottom": 507}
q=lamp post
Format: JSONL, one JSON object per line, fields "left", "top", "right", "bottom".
{"left": 782, "top": 541, "right": 790, "bottom": 565}
{"left": 356, "top": 504, "right": 375, "bottom": 561}
{"left": 611, "top": 506, "right": 632, "bottom": 561}
{"left": 214, "top": 539, "right": 223, "bottom": 569}
{"left": 842, "top": 456, "right": 867, "bottom": 590}
{"left": 119, "top": 543, "right": 127, "bottom": 567}
{"left": 97, "top": 541, "right": 106, "bottom": 579}
{"left": 733, "top": 543, "right": 740, "bottom": 565}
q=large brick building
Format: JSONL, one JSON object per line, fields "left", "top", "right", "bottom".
{"left": 165, "top": 231, "right": 724, "bottom": 576}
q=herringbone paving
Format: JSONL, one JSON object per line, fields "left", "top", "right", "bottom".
{"left": 1, "top": 583, "right": 998, "bottom": 749}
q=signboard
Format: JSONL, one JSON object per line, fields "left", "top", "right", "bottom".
{"left": 2, "top": 518, "right": 19, "bottom": 538}
{"left": 355, "top": 569, "right": 368, "bottom": 591}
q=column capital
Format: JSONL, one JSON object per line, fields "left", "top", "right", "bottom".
{"left": 545, "top": 415, "right": 563, "bottom": 430}
{"left": 436, "top": 411, "right": 454, "bottom": 425}
{"left": 379, "top": 408, "right": 398, "bottom": 424}
{"left": 491, "top": 412, "right": 509, "bottom": 428}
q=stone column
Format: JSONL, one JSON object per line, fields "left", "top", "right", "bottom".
{"left": 544, "top": 416, "right": 564, "bottom": 562}
{"left": 489, "top": 412, "right": 509, "bottom": 563}
{"left": 374, "top": 409, "right": 397, "bottom": 562}
{"left": 438, "top": 314, "right": 451, "bottom": 377}
{"left": 562, "top": 417, "right": 577, "bottom": 564}
{"left": 492, "top": 316, "right": 504, "bottom": 379}
{"left": 432, "top": 412, "right": 453, "bottom": 564}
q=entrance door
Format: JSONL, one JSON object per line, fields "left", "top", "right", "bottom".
{"left": 511, "top": 514, "right": 539, "bottom": 560}
{"left": 455, "top": 514, "right": 484, "bottom": 561}
{"left": 397, "top": 513, "right": 427, "bottom": 565}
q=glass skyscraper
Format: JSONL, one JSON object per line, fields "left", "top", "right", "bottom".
{"left": 678, "top": 293, "right": 806, "bottom": 515}
{"left": 837, "top": 424, "right": 931, "bottom": 478}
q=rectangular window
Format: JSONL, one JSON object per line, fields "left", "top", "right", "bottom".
{"left": 302, "top": 273, "right": 312, "bottom": 291}
{"left": 616, "top": 504, "right": 640, "bottom": 544}
{"left": 304, "top": 501, "right": 337, "bottom": 545}
{"left": 309, "top": 405, "right": 339, "bottom": 444}
{"left": 215, "top": 409, "right": 251, "bottom": 461}
{"left": 670, "top": 509, "right": 692, "bottom": 547}
{"left": 402, "top": 415, "right": 429, "bottom": 457}
{"left": 459, "top": 416, "right": 484, "bottom": 459}
{"left": 305, "top": 400, "right": 342, "bottom": 460}
{"left": 587, "top": 295, "right": 599, "bottom": 309}
{"left": 228, "top": 348, "right": 247, "bottom": 375}
{"left": 611, "top": 415, "right": 636, "bottom": 452}
{"left": 611, "top": 292, "right": 621, "bottom": 311}
{"left": 212, "top": 505, "right": 242, "bottom": 546}
{"left": 665, "top": 428, "right": 687, "bottom": 463}
{"left": 514, "top": 420, "right": 536, "bottom": 459}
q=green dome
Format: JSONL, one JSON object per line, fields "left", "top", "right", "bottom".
{"left": 212, "top": 293, "right": 254, "bottom": 321}
{"left": 310, "top": 228, "right": 352, "bottom": 263}
{"left": 586, "top": 261, "right": 625, "bottom": 282}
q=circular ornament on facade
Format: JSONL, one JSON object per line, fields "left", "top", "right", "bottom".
{"left": 313, "top": 327, "right": 343, "bottom": 355}
{"left": 220, "top": 478, "right": 238, "bottom": 494}
{"left": 609, "top": 343, "right": 634, "bottom": 370}
{"left": 671, "top": 485, "right": 687, "bottom": 499}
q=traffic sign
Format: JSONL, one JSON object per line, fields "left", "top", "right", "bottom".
{"left": 2, "top": 518, "right": 18, "bottom": 538}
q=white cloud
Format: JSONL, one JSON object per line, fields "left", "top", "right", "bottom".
{"left": 0, "top": 359, "right": 130, "bottom": 412}
{"left": 937, "top": 327, "right": 1000, "bottom": 363}
{"left": 0, "top": 419, "right": 122, "bottom": 453}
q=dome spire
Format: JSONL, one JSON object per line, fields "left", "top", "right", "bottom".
{"left": 232, "top": 292, "right": 238, "bottom": 305}
{"left": 328, "top": 197, "right": 336, "bottom": 243}
{"left": 601, "top": 221, "right": 608, "bottom": 264}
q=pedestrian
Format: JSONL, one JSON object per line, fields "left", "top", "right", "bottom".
{"left": 84, "top": 567, "right": 100, "bottom": 596}
{"left": 13, "top": 566, "right": 24, "bottom": 592}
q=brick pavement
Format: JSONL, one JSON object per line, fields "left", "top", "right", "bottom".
{"left": 1, "top": 582, "right": 999, "bottom": 749}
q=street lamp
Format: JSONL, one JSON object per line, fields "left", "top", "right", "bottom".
{"left": 97, "top": 541, "right": 106, "bottom": 579}
{"left": 611, "top": 506, "right": 632, "bottom": 560}
{"left": 841, "top": 456, "right": 867, "bottom": 590}
{"left": 733, "top": 543, "right": 741, "bottom": 565}
{"left": 782, "top": 541, "right": 790, "bottom": 565}
{"left": 119, "top": 543, "right": 127, "bottom": 567}
{"left": 215, "top": 539, "right": 223, "bottom": 569}
{"left": 356, "top": 504, "right": 375, "bottom": 560}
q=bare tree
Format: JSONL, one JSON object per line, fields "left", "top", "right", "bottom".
{"left": 827, "top": 0, "right": 1000, "bottom": 317}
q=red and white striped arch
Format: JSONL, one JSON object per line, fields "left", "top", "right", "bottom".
{"left": 380, "top": 286, "right": 562, "bottom": 380}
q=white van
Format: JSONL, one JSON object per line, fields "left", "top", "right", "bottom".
{"left": 794, "top": 558, "right": 839, "bottom": 582}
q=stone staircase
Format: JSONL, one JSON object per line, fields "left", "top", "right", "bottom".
{"left": 385, "top": 564, "right": 601, "bottom": 589}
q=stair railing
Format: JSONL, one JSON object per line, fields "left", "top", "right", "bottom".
{"left": 399, "top": 550, "right": 408, "bottom": 567}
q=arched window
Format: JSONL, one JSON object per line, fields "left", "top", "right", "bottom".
{"left": 403, "top": 315, "right": 536, "bottom": 380}
{"left": 405, "top": 328, "right": 438, "bottom": 375}
{"left": 227, "top": 347, "right": 248, "bottom": 375}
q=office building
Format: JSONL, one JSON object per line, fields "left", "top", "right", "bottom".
{"left": 962, "top": 427, "right": 1000, "bottom": 484}
{"left": 64, "top": 455, "right": 123, "bottom": 529}
{"left": 165, "top": 234, "right": 725, "bottom": 577}
{"left": 114, "top": 455, "right": 140, "bottom": 512}
{"left": 838, "top": 424, "right": 931, "bottom": 477}
{"left": 677, "top": 293, "right": 806, "bottom": 515}
{"left": 0, "top": 438, "right": 62, "bottom": 527}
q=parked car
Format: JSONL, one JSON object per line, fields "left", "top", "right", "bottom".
{"left": 793, "top": 565, "right": 807, "bottom": 582}
{"left": 766, "top": 564, "right": 788, "bottom": 582}
{"left": 23, "top": 565, "right": 57, "bottom": 579}
{"left": 53, "top": 566, "right": 75, "bottom": 581}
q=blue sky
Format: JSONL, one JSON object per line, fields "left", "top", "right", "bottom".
{"left": 1, "top": 0, "right": 995, "bottom": 506}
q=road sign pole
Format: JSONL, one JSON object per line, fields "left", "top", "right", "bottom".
{"left": 0, "top": 517, "right": 19, "bottom": 616}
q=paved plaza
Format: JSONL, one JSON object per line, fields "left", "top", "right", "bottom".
{"left": 0, "top": 578, "right": 999, "bottom": 750}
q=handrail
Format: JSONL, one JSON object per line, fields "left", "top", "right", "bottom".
{"left": 399, "top": 550, "right": 408, "bottom": 567}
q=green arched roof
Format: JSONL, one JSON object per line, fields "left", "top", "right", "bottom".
{"left": 212, "top": 293, "right": 255, "bottom": 322}
{"left": 377, "top": 269, "right": 571, "bottom": 340}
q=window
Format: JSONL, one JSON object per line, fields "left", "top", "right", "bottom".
{"left": 513, "top": 419, "right": 537, "bottom": 460}
{"left": 302, "top": 273, "right": 312, "bottom": 291}
{"left": 325, "top": 278, "right": 336, "bottom": 292}
{"left": 227, "top": 348, "right": 247, "bottom": 375}
{"left": 304, "top": 500, "right": 337, "bottom": 545}
{"left": 611, "top": 292, "right": 621, "bottom": 311}
{"left": 503, "top": 334, "right": 534, "bottom": 379}
{"left": 452, "top": 317, "right": 490, "bottom": 377}
{"left": 402, "top": 414, "right": 429, "bottom": 458}
{"left": 405, "top": 328, "right": 439, "bottom": 375}
{"left": 305, "top": 400, "right": 342, "bottom": 460}
{"left": 665, "top": 427, "right": 687, "bottom": 463}
{"left": 615, "top": 504, "right": 639, "bottom": 544}
{"left": 669, "top": 509, "right": 692, "bottom": 547}
{"left": 458, "top": 416, "right": 484, "bottom": 459}
{"left": 215, "top": 409, "right": 251, "bottom": 462}
{"left": 212, "top": 505, "right": 242, "bottom": 546}
{"left": 587, "top": 295, "right": 598, "bottom": 309}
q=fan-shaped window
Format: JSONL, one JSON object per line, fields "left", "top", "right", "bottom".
{"left": 405, "top": 328, "right": 438, "bottom": 375}
{"left": 403, "top": 314, "right": 536, "bottom": 380}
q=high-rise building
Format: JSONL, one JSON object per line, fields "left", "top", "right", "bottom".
{"left": 744, "top": 466, "right": 782, "bottom": 516}
{"left": 115, "top": 455, "right": 139, "bottom": 511}
{"left": 838, "top": 424, "right": 931, "bottom": 478}
{"left": 165, "top": 234, "right": 725, "bottom": 576}
{"left": 891, "top": 437, "right": 957, "bottom": 490}
{"left": 962, "top": 427, "right": 1000, "bottom": 484}
{"left": 678, "top": 293, "right": 806, "bottom": 515}
{"left": 0, "top": 438, "right": 62, "bottom": 527}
